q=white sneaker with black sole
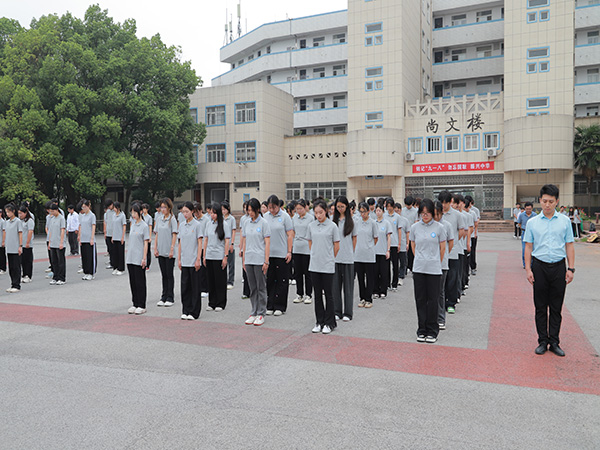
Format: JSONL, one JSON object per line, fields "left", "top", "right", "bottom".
{"left": 312, "top": 324, "right": 322, "bottom": 333}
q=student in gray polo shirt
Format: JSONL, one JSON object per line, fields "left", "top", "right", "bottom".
{"left": 307, "top": 200, "right": 340, "bottom": 334}
{"left": 154, "top": 197, "right": 178, "bottom": 307}
{"left": 332, "top": 196, "right": 357, "bottom": 322}
{"left": 111, "top": 202, "right": 126, "bottom": 275}
{"left": 222, "top": 201, "right": 236, "bottom": 289}
{"left": 78, "top": 199, "right": 97, "bottom": 280}
{"left": 241, "top": 198, "right": 271, "bottom": 326}
{"left": 373, "top": 204, "right": 392, "bottom": 300}
{"left": 434, "top": 201, "right": 454, "bottom": 330}
{"left": 126, "top": 204, "right": 150, "bottom": 315}
{"left": 141, "top": 203, "right": 153, "bottom": 270}
{"left": 438, "top": 190, "right": 464, "bottom": 314}
{"left": 178, "top": 201, "right": 204, "bottom": 320}
{"left": 3, "top": 204, "right": 23, "bottom": 292}
{"left": 410, "top": 199, "right": 447, "bottom": 343}
{"left": 354, "top": 202, "right": 379, "bottom": 308}
{"left": 193, "top": 202, "right": 210, "bottom": 297}
{"left": 18, "top": 206, "right": 35, "bottom": 283}
{"left": 104, "top": 199, "right": 116, "bottom": 270}
{"left": 397, "top": 211, "right": 410, "bottom": 286}
{"left": 203, "top": 202, "right": 231, "bottom": 312}
{"left": 292, "top": 199, "right": 314, "bottom": 304}
{"left": 384, "top": 198, "right": 402, "bottom": 291}
{"left": 48, "top": 203, "right": 66, "bottom": 285}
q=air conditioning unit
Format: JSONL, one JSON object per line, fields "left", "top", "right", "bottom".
{"left": 406, "top": 153, "right": 415, "bottom": 162}
{"left": 487, "top": 149, "right": 498, "bottom": 158}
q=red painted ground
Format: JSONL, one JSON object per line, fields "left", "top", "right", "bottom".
{"left": 1, "top": 250, "right": 599, "bottom": 395}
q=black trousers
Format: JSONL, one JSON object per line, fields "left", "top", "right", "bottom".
{"left": 146, "top": 242, "right": 152, "bottom": 270}
{"left": 158, "top": 256, "right": 175, "bottom": 302}
{"left": 21, "top": 247, "right": 33, "bottom": 279}
{"left": 355, "top": 261, "right": 375, "bottom": 301}
{"left": 311, "top": 271, "right": 336, "bottom": 328}
{"left": 68, "top": 231, "right": 78, "bottom": 255}
{"left": 462, "top": 251, "right": 470, "bottom": 288}
{"left": 127, "top": 264, "right": 147, "bottom": 308}
{"left": 7, "top": 253, "right": 21, "bottom": 289}
{"left": 181, "top": 266, "right": 201, "bottom": 318}
{"left": 514, "top": 222, "right": 521, "bottom": 237}
{"left": 242, "top": 266, "right": 250, "bottom": 297}
{"left": 0, "top": 246, "right": 6, "bottom": 272}
{"left": 374, "top": 254, "right": 389, "bottom": 296}
{"left": 293, "top": 253, "right": 312, "bottom": 297}
{"left": 266, "top": 257, "right": 290, "bottom": 312}
{"left": 388, "top": 246, "right": 399, "bottom": 288}
{"left": 457, "top": 253, "right": 465, "bottom": 295}
{"left": 50, "top": 247, "right": 66, "bottom": 281}
{"left": 413, "top": 272, "right": 441, "bottom": 338}
{"left": 105, "top": 236, "right": 114, "bottom": 267}
{"left": 112, "top": 240, "right": 125, "bottom": 272}
{"left": 398, "top": 251, "right": 408, "bottom": 279}
{"left": 47, "top": 246, "right": 54, "bottom": 272}
{"left": 470, "top": 237, "right": 478, "bottom": 270}
{"left": 81, "top": 243, "right": 97, "bottom": 275}
{"left": 206, "top": 259, "right": 227, "bottom": 309}
{"left": 199, "top": 249, "right": 208, "bottom": 293}
{"left": 532, "top": 258, "right": 567, "bottom": 346}
{"left": 445, "top": 258, "right": 460, "bottom": 308}
{"left": 407, "top": 245, "right": 415, "bottom": 272}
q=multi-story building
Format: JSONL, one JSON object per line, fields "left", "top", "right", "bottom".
{"left": 185, "top": 0, "right": 600, "bottom": 216}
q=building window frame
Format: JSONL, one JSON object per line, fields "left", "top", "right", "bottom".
{"left": 234, "top": 101, "right": 256, "bottom": 124}
{"left": 445, "top": 135, "right": 460, "bottom": 153}
{"left": 206, "top": 143, "right": 227, "bottom": 163}
{"left": 484, "top": 133, "right": 500, "bottom": 149}
{"left": 426, "top": 136, "right": 441, "bottom": 153}
{"left": 527, "top": 46, "right": 550, "bottom": 59}
{"left": 464, "top": 133, "right": 480, "bottom": 152}
{"left": 205, "top": 104, "right": 226, "bottom": 127}
{"left": 365, "top": 111, "right": 383, "bottom": 122}
{"left": 190, "top": 108, "right": 198, "bottom": 124}
{"left": 235, "top": 141, "right": 257, "bottom": 163}
{"left": 539, "top": 10, "right": 550, "bottom": 21}
{"left": 527, "top": 62, "right": 537, "bottom": 73}
{"left": 527, "top": 11, "right": 537, "bottom": 23}
{"left": 365, "top": 66, "right": 383, "bottom": 77}
{"left": 527, "top": 0, "right": 549, "bottom": 8}
{"left": 408, "top": 137, "right": 423, "bottom": 154}
{"left": 527, "top": 97, "right": 550, "bottom": 109}
{"left": 365, "top": 22, "right": 383, "bottom": 33}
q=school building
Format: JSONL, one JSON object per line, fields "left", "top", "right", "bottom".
{"left": 184, "top": 0, "right": 600, "bottom": 216}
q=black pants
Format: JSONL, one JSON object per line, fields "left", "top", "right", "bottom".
{"left": 112, "top": 240, "right": 125, "bottom": 272}
{"left": 445, "top": 258, "right": 460, "bottom": 308}
{"left": 571, "top": 222, "right": 580, "bottom": 239}
{"left": 199, "top": 249, "right": 208, "bottom": 293}
{"left": 514, "top": 222, "right": 521, "bottom": 238}
{"left": 146, "top": 242, "right": 152, "bottom": 270}
{"left": 47, "top": 246, "right": 54, "bottom": 272}
{"left": 106, "top": 236, "right": 115, "bottom": 268}
{"left": 532, "top": 258, "right": 567, "bottom": 346}
{"left": 311, "top": 271, "right": 336, "bottom": 328}
{"left": 50, "top": 247, "right": 66, "bottom": 282}
{"left": 398, "top": 251, "right": 408, "bottom": 279}
{"left": 407, "top": 245, "right": 415, "bottom": 272}
{"left": 7, "top": 253, "right": 21, "bottom": 289}
{"left": 293, "top": 253, "right": 312, "bottom": 297}
{"left": 333, "top": 263, "right": 354, "bottom": 319}
{"left": 242, "top": 266, "right": 250, "bottom": 297}
{"left": 127, "top": 264, "right": 147, "bottom": 308}
{"left": 413, "top": 272, "right": 441, "bottom": 338}
{"left": 388, "top": 246, "right": 399, "bottom": 288}
{"left": 470, "top": 237, "right": 478, "bottom": 270}
{"left": 158, "top": 256, "right": 175, "bottom": 302}
{"left": 355, "top": 262, "right": 375, "bottom": 301}
{"left": 457, "top": 253, "right": 465, "bottom": 295}
{"left": 68, "top": 231, "right": 78, "bottom": 255}
{"left": 206, "top": 259, "right": 227, "bottom": 309}
{"left": 0, "top": 246, "right": 6, "bottom": 272}
{"left": 181, "top": 266, "right": 201, "bottom": 318}
{"left": 21, "top": 247, "right": 33, "bottom": 279}
{"left": 374, "top": 254, "right": 389, "bottom": 296}
{"left": 462, "top": 251, "right": 470, "bottom": 288}
{"left": 266, "top": 257, "right": 290, "bottom": 312}
{"left": 81, "top": 243, "right": 97, "bottom": 275}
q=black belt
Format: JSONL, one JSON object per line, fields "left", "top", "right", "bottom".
{"left": 533, "top": 257, "right": 565, "bottom": 267}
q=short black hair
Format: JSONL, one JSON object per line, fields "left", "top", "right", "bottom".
{"left": 418, "top": 198, "right": 435, "bottom": 216}
{"left": 465, "top": 195, "right": 474, "bottom": 203}
{"left": 540, "top": 184, "right": 559, "bottom": 200}
{"left": 404, "top": 196, "right": 414, "bottom": 205}
{"left": 385, "top": 197, "right": 394, "bottom": 208}
{"left": 50, "top": 203, "right": 59, "bottom": 211}
{"left": 437, "top": 190, "right": 453, "bottom": 204}
{"left": 104, "top": 198, "right": 114, "bottom": 208}
{"left": 524, "top": 202, "right": 534, "bottom": 208}
{"left": 67, "top": 204, "right": 75, "bottom": 210}
{"left": 367, "top": 198, "right": 376, "bottom": 206}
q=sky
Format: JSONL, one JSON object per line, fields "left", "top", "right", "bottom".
{"left": 3, "top": 0, "right": 348, "bottom": 87}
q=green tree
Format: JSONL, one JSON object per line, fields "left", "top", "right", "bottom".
{"left": 574, "top": 124, "right": 600, "bottom": 214}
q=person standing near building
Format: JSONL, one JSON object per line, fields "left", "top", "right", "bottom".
{"left": 465, "top": 195, "right": 480, "bottom": 275}
{"left": 517, "top": 202, "right": 537, "bottom": 269}
{"left": 3, "top": 204, "right": 23, "bottom": 292}
{"left": 265, "top": 194, "right": 294, "bottom": 316}
{"left": 332, "top": 196, "right": 357, "bottom": 322}
{"left": 354, "top": 202, "right": 379, "bottom": 308}
{"left": 410, "top": 199, "right": 447, "bottom": 343}
{"left": 241, "top": 198, "right": 271, "bottom": 326}
{"left": 402, "top": 196, "right": 419, "bottom": 272}
{"left": 384, "top": 197, "right": 401, "bottom": 291}
{"left": 460, "top": 197, "right": 474, "bottom": 291}
{"left": 18, "top": 206, "right": 35, "bottom": 284}
{"left": 193, "top": 202, "right": 210, "bottom": 299}
{"left": 307, "top": 200, "right": 340, "bottom": 334}
{"left": 433, "top": 201, "right": 453, "bottom": 331}
{"left": 373, "top": 204, "right": 392, "bottom": 300}
{"left": 397, "top": 212, "right": 410, "bottom": 287}
{"left": 238, "top": 201, "right": 251, "bottom": 299}
{"left": 47, "top": 203, "right": 66, "bottom": 286}
{"left": 104, "top": 199, "right": 116, "bottom": 270}
{"left": 367, "top": 198, "right": 377, "bottom": 220}
{"left": 573, "top": 206, "right": 581, "bottom": 239}
{"left": 66, "top": 205, "right": 79, "bottom": 256}
{"left": 438, "top": 191, "right": 464, "bottom": 315}
{"left": 111, "top": 202, "right": 126, "bottom": 276}
{"left": 154, "top": 198, "right": 178, "bottom": 307}
{"left": 44, "top": 201, "right": 54, "bottom": 278}
{"left": 178, "top": 201, "right": 204, "bottom": 319}
{"left": 78, "top": 199, "right": 96, "bottom": 281}
{"left": 513, "top": 203, "right": 521, "bottom": 239}
{"left": 524, "top": 184, "right": 574, "bottom": 357}
{"left": 221, "top": 201, "right": 236, "bottom": 290}
{"left": 292, "top": 199, "right": 314, "bottom": 304}
{"left": 126, "top": 204, "right": 150, "bottom": 315}
{"left": 203, "top": 202, "right": 231, "bottom": 312}
{"left": 141, "top": 204, "right": 153, "bottom": 270}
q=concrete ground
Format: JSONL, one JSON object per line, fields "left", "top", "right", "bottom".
{"left": 0, "top": 233, "right": 598, "bottom": 449}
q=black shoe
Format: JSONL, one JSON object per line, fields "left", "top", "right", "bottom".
{"left": 535, "top": 344, "right": 547, "bottom": 355}
{"left": 549, "top": 344, "right": 565, "bottom": 357}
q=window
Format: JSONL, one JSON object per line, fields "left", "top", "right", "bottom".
{"left": 451, "top": 49, "right": 466, "bottom": 61}
{"left": 257, "top": 50, "right": 261, "bottom": 57}
{"left": 235, "top": 102, "right": 256, "bottom": 123}
{"left": 527, "top": 47, "right": 549, "bottom": 58}
{"left": 451, "top": 82, "right": 467, "bottom": 96}
{"left": 366, "top": 67, "right": 383, "bottom": 77}
{"left": 374, "top": 35, "right": 383, "bottom": 45}
{"left": 266, "top": 46, "right": 271, "bottom": 54}
{"left": 206, "top": 105, "right": 225, "bottom": 126}
{"left": 365, "top": 22, "right": 383, "bottom": 33}
{"left": 296, "top": 128, "right": 307, "bottom": 135}
{"left": 527, "top": 97, "right": 549, "bottom": 108}
{"left": 235, "top": 141, "right": 256, "bottom": 162}
{"left": 314, "top": 98, "right": 326, "bottom": 109}
{"left": 190, "top": 108, "right": 198, "bottom": 123}
{"left": 527, "top": 62, "right": 537, "bottom": 73}
{"left": 476, "top": 10, "right": 493, "bottom": 22}
{"left": 464, "top": 134, "right": 479, "bottom": 151}
{"left": 238, "top": 59, "right": 244, "bottom": 66}
{"left": 434, "top": 51, "right": 443, "bottom": 63}
{"left": 365, "top": 111, "right": 383, "bottom": 122}
{"left": 527, "top": 12, "right": 537, "bottom": 23}
{"left": 313, "top": 37, "right": 325, "bottom": 47}
{"left": 365, "top": 36, "right": 373, "bottom": 46}
{"left": 587, "top": 106, "right": 599, "bottom": 116}
{"left": 234, "top": 181, "right": 259, "bottom": 189}
{"left": 333, "top": 33, "right": 346, "bottom": 44}
{"left": 588, "top": 68, "right": 599, "bottom": 83}
{"left": 304, "top": 182, "right": 347, "bottom": 202}
{"left": 286, "top": 183, "right": 301, "bottom": 202}
{"left": 427, "top": 136, "right": 441, "bottom": 153}
{"left": 267, "top": 75, "right": 271, "bottom": 84}
{"left": 206, "top": 144, "right": 226, "bottom": 163}
{"left": 365, "top": 81, "right": 374, "bottom": 91}
{"left": 408, "top": 138, "right": 423, "bottom": 154}
{"left": 476, "top": 79, "right": 492, "bottom": 94}
{"left": 375, "top": 80, "right": 383, "bottom": 90}
{"left": 484, "top": 133, "right": 499, "bottom": 149}
{"left": 477, "top": 45, "right": 492, "bottom": 58}
{"left": 333, "top": 95, "right": 346, "bottom": 108}
{"left": 539, "top": 10, "right": 549, "bottom": 21}
{"left": 313, "top": 128, "right": 326, "bottom": 135}
{"left": 539, "top": 61, "right": 549, "bottom": 72}
{"left": 333, "top": 64, "right": 346, "bottom": 76}
{"left": 588, "top": 31, "right": 599, "bottom": 45}
{"left": 333, "top": 125, "right": 347, "bottom": 134}
{"left": 434, "top": 17, "right": 443, "bottom": 28}
{"left": 445, "top": 136, "right": 460, "bottom": 152}
{"left": 248, "top": 54, "right": 254, "bottom": 61}
{"left": 366, "top": 124, "right": 383, "bottom": 129}
{"left": 313, "top": 67, "right": 325, "bottom": 78}
{"left": 299, "top": 69, "right": 307, "bottom": 80}
{"left": 299, "top": 39, "right": 306, "bottom": 49}
{"left": 528, "top": 0, "right": 549, "bottom": 7}
{"left": 451, "top": 14, "right": 467, "bottom": 26}
{"left": 298, "top": 99, "right": 307, "bottom": 111}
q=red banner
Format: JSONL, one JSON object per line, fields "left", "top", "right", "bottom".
{"left": 412, "top": 161, "right": 495, "bottom": 174}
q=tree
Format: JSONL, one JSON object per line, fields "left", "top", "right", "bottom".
{"left": 574, "top": 124, "right": 600, "bottom": 215}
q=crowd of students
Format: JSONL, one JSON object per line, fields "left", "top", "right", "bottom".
{"left": 1, "top": 191, "right": 481, "bottom": 342}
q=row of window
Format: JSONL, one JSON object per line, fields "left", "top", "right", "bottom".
{"left": 408, "top": 133, "right": 499, "bottom": 154}
{"left": 433, "top": 44, "right": 503, "bottom": 64}
{"left": 434, "top": 8, "right": 502, "bottom": 29}
{"left": 527, "top": 61, "right": 550, "bottom": 73}
{"left": 296, "top": 95, "right": 346, "bottom": 111}
{"left": 205, "top": 142, "right": 256, "bottom": 163}
{"left": 286, "top": 182, "right": 347, "bottom": 202}
{"left": 527, "top": 10, "right": 550, "bottom": 23}
{"left": 205, "top": 102, "right": 255, "bottom": 127}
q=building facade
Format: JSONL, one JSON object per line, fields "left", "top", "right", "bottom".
{"left": 185, "top": 0, "right": 600, "bottom": 215}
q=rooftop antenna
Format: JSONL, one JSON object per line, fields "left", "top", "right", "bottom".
{"left": 229, "top": 13, "right": 233, "bottom": 42}
{"left": 223, "top": 9, "right": 229, "bottom": 45}
{"left": 237, "top": 1, "right": 242, "bottom": 38}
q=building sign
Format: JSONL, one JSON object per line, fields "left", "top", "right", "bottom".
{"left": 426, "top": 114, "right": 485, "bottom": 134}
{"left": 412, "top": 161, "right": 495, "bottom": 174}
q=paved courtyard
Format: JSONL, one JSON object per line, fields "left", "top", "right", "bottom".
{"left": 0, "top": 233, "right": 599, "bottom": 449}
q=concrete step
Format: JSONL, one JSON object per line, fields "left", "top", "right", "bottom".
{"left": 478, "top": 220, "right": 514, "bottom": 232}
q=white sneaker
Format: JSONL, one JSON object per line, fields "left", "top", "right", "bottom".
{"left": 45, "top": 268, "right": 52, "bottom": 273}
{"left": 164, "top": 301, "right": 174, "bottom": 307}
{"left": 106, "top": 265, "right": 113, "bottom": 270}
{"left": 157, "top": 301, "right": 165, "bottom": 307}
{"left": 112, "top": 269, "right": 117, "bottom": 275}
{"left": 273, "top": 310, "right": 283, "bottom": 316}
{"left": 290, "top": 279, "right": 296, "bottom": 285}
{"left": 215, "top": 307, "right": 223, "bottom": 312}
{"left": 186, "top": 315, "right": 195, "bottom": 320}
{"left": 322, "top": 325, "right": 332, "bottom": 334}
{"left": 8, "top": 288, "right": 20, "bottom": 293}
{"left": 253, "top": 315, "right": 265, "bottom": 326}
{"left": 22, "top": 276, "right": 31, "bottom": 283}
{"left": 266, "top": 310, "right": 274, "bottom": 315}
{"left": 342, "top": 316, "right": 351, "bottom": 322}
{"left": 372, "top": 294, "right": 380, "bottom": 299}
{"left": 227, "top": 284, "right": 234, "bottom": 290}
{"left": 128, "top": 306, "right": 136, "bottom": 314}
{"left": 398, "top": 279, "right": 404, "bottom": 286}
{"left": 77, "top": 268, "right": 84, "bottom": 273}
{"left": 134, "top": 308, "right": 146, "bottom": 315}
{"left": 115, "top": 270, "right": 125, "bottom": 276}
{"left": 201, "top": 292, "right": 208, "bottom": 298}
{"left": 335, "top": 315, "right": 341, "bottom": 321}
{"left": 6, "top": 287, "right": 11, "bottom": 292}
{"left": 245, "top": 315, "right": 256, "bottom": 325}
{"left": 293, "top": 295, "right": 303, "bottom": 303}
{"left": 0, "top": 270, "right": 5, "bottom": 275}
{"left": 303, "top": 295, "right": 312, "bottom": 304}
{"left": 312, "top": 324, "right": 322, "bottom": 333}
{"left": 181, "top": 314, "right": 188, "bottom": 320}
{"left": 49, "top": 280, "right": 57, "bottom": 285}
{"left": 56, "top": 280, "right": 66, "bottom": 285}
{"left": 206, "top": 306, "right": 214, "bottom": 311}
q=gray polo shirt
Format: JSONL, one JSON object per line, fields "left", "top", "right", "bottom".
{"left": 398, "top": 215, "right": 410, "bottom": 252}
{"left": 438, "top": 218, "right": 453, "bottom": 271}
{"left": 461, "top": 210, "right": 474, "bottom": 253}
{"left": 48, "top": 214, "right": 66, "bottom": 249}
{"left": 105, "top": 209, "right": 115, "bottom": 237}
{"left": 354, "top": 218, "right": 379, "bottom": 263}
{"left": 264, "top": 210, "right": 293, "bottom": 259}
{"left": 112, "top": 212, "right": 126, "bottom": 241}
{"left": 126, "top": 220, "right": 149, "bottom": 266}
{"left": 470, "top": 205, "right": 481, "bottom": 238}
{"left": 4, "top": 217, "right": 23, "bottom": 254}
{"left": 243, "top": 216, "right": 271, "bottom": 265}
{"left": 307, "top": 218, "right": 340, "bottom": 274}
{"left": 410, "top": 220, "right": 447, "bottom": 275}
{"left": 204, "top": 220, "right": 231, "bottom": 260}
{"left": 45, "top": 213, "right": 52, "bottom": 242}
{"left": 143, "top": 213, "right": 153, "bottom": 230}
{"left": 292, "top": 213, "right": 314, "bottom": 255}
{"left": 402, "top": 206, "right": 419, "bottom": 225}
{"left": 442, "top": 207, "right": 464, "bottom": 260}
{"left": 79, "top": 212, "right": 96, "bottom": 244}
{"left": 21, "top": 218, "right": 35, "bottom": 244}
{"left": 369, "top": 210, "right": 377, "bottom": 221}
{"left": 383, "top": 212, "right": 401, "bottom": 248}
{"left": 178, "top": 219, "right": 203, "bottom": 267}
{"left": 334, "top": 218, "right": 357, "bottom": 264}
{"left": 178, "top": 212, "right": 185, "bottom": 224}
{"left": 155, "top": 214, "right": 178, "bottom": 257}
{"left": 224, "top": 215, "right": 236, "bottom": 235}
{"left": 374, "top": 218, "right": 392, "bottom": 255}
{"left": 0, "top": 219, "right": 4, "bottom": 247}
{"left": 195, "top": 215, "right": 210, "bottom": 238}
{"left": 239, "top": 214, "right": 249, "bottom": 234}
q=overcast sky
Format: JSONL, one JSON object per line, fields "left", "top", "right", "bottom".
{"left": 3, "top": 0, "right": 348, "bottom": 87}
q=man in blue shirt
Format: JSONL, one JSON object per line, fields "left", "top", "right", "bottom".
{"left": 524, "top": 185, "right": 575, "bottom": 357}
{"left": 517, "top": 202, "right": 537, "bottom": 269}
